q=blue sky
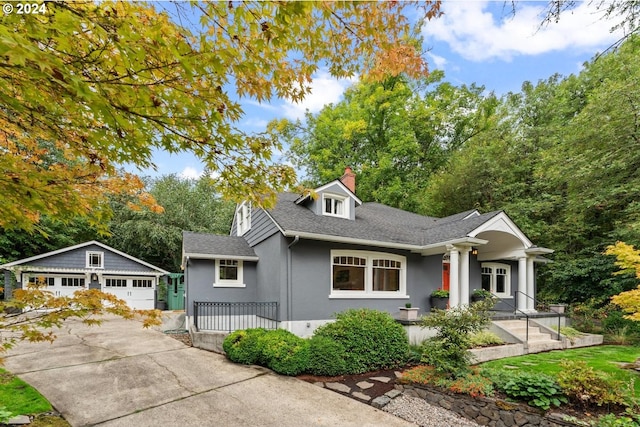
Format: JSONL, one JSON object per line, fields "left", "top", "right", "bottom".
{"left": 138, "top": 1, "right": 625, "bottom": 180}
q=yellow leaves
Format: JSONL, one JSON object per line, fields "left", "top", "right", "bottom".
{"left": 2, "top": 0, "right": 442, "bottom": 232}
{"left": 606, "top": 241, "right": 640, "bottom": 321}
{"left": 611, "top": 288, "right": 640, "bottom": 321}
{"left": 605, "top": 241, "right": 640, "bottom": 279}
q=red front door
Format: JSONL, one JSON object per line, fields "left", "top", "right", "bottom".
{"left": 442, "top": 262, "right": 450, "bottom": 291}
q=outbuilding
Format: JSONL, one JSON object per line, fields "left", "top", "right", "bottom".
{"left": 1, "top": 241, "right": 168, "bottom": 310}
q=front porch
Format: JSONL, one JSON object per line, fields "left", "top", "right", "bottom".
{"left": 423, "top": 212, "right": 554, "bottom": 312}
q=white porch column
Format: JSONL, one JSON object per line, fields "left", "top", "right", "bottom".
{"left": 459, "top": 246, "right": 471, "bottom": 306}
{"left": 526, "top": 256, "right": 536, "bottom": 311}
{"left": 447, "top": 245, "right": 460, "bottom": 308}
{"left": 518, "top": 256, "right": 527, "bottom": 312}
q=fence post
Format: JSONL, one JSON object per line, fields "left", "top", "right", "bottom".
{"left": 194, "top": 301, "right": 199, "bottom": 330}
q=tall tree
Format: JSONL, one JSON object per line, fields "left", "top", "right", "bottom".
{"left": 277, "top": 73, "right": 494, "bottom": 212}
{"left": 107, "top": 175, "right": 234, "bottom": 272}
{"left": 0, "top": 0, "right": 441, "bottom": 232}
{"left": 423, "top": 35, "right": 640, "bottom": 303}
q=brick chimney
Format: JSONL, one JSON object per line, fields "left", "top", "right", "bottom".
{"left": 340, "top": 167, "right": 356, "bottom": 194}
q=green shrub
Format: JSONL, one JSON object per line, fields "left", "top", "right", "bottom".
{"left": 602, "top": 309, "right": 640, "bottom": 344}
{"left": 306, "top": 335, "right": 347, "bottom": 376}
{"left": 500, "top": 372, "right": 568, "bottom": 410}
{"left": 313, "top": 308, "right": 409, "bottom": 374}
{"left": 557, "top": 360, "right": 626, "bottom": 408}
{"left": 222, "top": 328, "right": 268, "bottom": 365}
{"left": 469, "top": 330, "right": 504, "bottom": 348}
{"left": 258, "top": 329, "right": 309, "bottom": 376}
{"left": 0, "top": 407, "right": 13, "bottom": 424}
{"left": 594, "top": 413, "right": 640, "bottom": 427}
{"left": 420, "top": 299, "right": 494, "bottom": 378}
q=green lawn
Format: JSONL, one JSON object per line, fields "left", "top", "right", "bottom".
{"left": 480, "top": 345, "right": 640, "bottom": 395}
{"left": 0, "top": 367, "right": 52, "bottom": 416}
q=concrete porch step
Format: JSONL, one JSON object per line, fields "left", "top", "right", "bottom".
{"left": 493, "top": 319, "right": 557, "bottom": 344}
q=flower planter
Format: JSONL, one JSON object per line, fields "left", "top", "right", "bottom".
{"left": 399, "top": 307, "right": 420, "bottom": 320}
{"left": 549, "top": 303, "right": 567, "bottom": 314}
{"left": 430, "top": 296, "right": 449, "bottom": 310}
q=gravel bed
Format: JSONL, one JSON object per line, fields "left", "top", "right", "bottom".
{"left": 383, "top": 394, "right": 481, "bottom": 427}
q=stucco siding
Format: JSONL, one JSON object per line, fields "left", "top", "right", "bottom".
{"left": 288, "top": 240, "right": 442, "bottom": 321}
{"left": 26, "top": 244, "right": 156, "bottom": 272}
{"left": 251, "top": 233, "right": 287, "bottom": 321}
{"left": 185, "top": 258, "right": 258, "bottom": 316}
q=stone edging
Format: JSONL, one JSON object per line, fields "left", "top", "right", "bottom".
{"left": 374, "top": 384, "right": 581, "bottom": 427}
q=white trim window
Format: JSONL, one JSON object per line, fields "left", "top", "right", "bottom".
{"left": 236, "top": 202, "right": 251, "bottom": 236}
{"left": 214, "top": 259, "right": 245, "bottom": 287}
{"left": 481, "top": 263, "right": 511, "bottom": 298}
{"left": 86, "top": 251, "right": 104, "bottom": 269}
{"left": 330, "top": 250, "right": 406, "bottom": 298}
{"left": 322, "top": 193, "right": 348, "bottom": 218}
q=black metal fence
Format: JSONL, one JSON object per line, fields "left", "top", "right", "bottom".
{"left": 193, "top": 301, "right": 279, "bottom": 332}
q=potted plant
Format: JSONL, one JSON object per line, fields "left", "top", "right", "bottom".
{"left": 399, "top": 302, "right": 420, "bottom": 320}
{"left": 471, "top": 288, "right": 492, "bottom": 302}
{"left": 156, "top": 280, "right": 168, "bottom": 311}
{"left": 430, "top": 288, "right": 449, "bottom": 310}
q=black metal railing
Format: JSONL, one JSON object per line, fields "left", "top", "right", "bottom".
{"left": 193, "top": 301, "right": 279, "bottom": 332}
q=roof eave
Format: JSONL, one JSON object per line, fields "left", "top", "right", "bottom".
{"left": 283, "top": 231, "right": 488, "bottom": 255}
{"left": 183, "top": 252, "right": 259, "bottom": 262}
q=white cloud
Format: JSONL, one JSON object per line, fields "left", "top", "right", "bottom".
{"left": 427, "top": 52, "right": 448, "bottom": 70}
{"left": 281, "top": 71, "right": 357, "bottom": 120}
{"left": 179, "top": 166, "right": 203, "bottom": 180}
{"left": 422, "top": 1, "right": 623, "bottom": 62}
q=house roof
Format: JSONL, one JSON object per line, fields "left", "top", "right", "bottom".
{"left": 182, "top": 231, "right": 258, "bottom": 261}
{"left": 267, "top": 192, "right": 503, "bottom": 248}
{"left": 0, "top": 240, "right": 169, "bottom": 274}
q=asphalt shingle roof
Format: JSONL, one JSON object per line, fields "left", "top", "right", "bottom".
{"left": 182, "top": 231, "right": 257, "bottom": 257}
{"left": 267, "top": 193, "right": 502, "bottom": 246}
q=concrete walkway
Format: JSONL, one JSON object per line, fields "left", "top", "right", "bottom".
{"left": 3, "top": 316, "right": 412, "bottom": 427}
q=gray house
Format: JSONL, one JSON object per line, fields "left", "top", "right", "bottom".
{"left": 182, "top": 169, "right": 553, "bottom": 336}
{"left": 1, "top": 241, "right": 169, "bottom": 310}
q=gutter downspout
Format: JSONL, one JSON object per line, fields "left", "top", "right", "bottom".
{"left": 184, "top": 256, "right": 190, "bottom": 326}
{"left": 287, "top": 236, "right": 300, "bottom": 330}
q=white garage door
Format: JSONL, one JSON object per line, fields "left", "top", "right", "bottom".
{"left": 103, "top": 277, "right": 155, "bottom": 310}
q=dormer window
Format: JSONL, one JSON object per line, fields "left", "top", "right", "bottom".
{"left": 236, "top": 202, "right": 251, "bottom": 236}
{"left": 323, "top": 194, "right": 348, "bottom": 218}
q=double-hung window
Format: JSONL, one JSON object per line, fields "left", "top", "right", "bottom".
{"left": 236, "top": 202, "right": 251, "bottom": 236}
{"left": 214, "top": 259, "right": 244, "bottom": 287}
{"left": 481, "top": 263, "right": 511, "bottom": 298}
{"left": 330, "top": 250, "right": 406, "bottom": 298}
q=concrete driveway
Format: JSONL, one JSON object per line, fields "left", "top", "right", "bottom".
{"left": 3, "top": 316, "right": 413, "bottom": 427}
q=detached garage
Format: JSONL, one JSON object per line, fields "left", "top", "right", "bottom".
{"left": 0, "top": 241, "right": 169, "bottom": 310}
